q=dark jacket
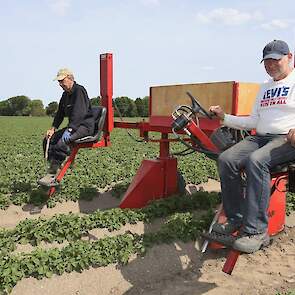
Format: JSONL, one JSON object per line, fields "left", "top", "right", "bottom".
{"left": 52, "top": 82, "right": 94, "bottom": 133}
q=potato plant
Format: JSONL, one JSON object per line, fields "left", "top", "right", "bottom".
{"left": 0, "top": 116, "right": 218, "bottom": 208}
{"left": 1, "top": 116, "right": 294, "bottom": 294}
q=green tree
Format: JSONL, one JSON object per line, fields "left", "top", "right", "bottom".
{"left": 90, "top": 96, "right": 101, "bottom": 106}
{"left": 113, "top": 96, "right": 131, "bottom": 117}
{"left": 135, "top": 97, "right": 144, "bottom": 116}
{"left": 7, "top": 95, "right": 30, "bottom": 115}
{"left": 46, "top": 101, "right": 58, "bottom": 116}
{"left": 29, "top": 99, "right": 45, "bottom": 116}
{"left": 141, "top": 96, "right": 149, "bottom": 117}
{"left": 0, "top": 100, "right": 12, "bottom": 115}
{"left": 127, "top": 99, "right": 138, "bottom": 117}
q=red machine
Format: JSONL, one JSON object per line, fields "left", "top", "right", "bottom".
{"left": 116, "top": 87, "right": 288, "bottom": 274}
{"left": 46, "top": 52, "right": 289, "bottom": 275}
{"left": 115, "top": 97, "right": 221, "bottom": 208}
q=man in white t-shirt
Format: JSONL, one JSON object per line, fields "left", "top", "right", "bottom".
{"left": 208, "top": 40, "right": 295, "bottom": 253}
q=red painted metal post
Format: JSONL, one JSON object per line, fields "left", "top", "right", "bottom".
{"left": 100, "top": 53, "right": 113, "bottom": 142}
{"left": 231, "top": 82, "right": 239, "bottom": 115}
{"left": 159, "top": 133, "right": 170, "bottom": 158}
{"left": 222, "top": 250, "right": 240, "bottom": 275}
{"left": 158, "top": 133, "right": 178, "bottom": 197}
{"left": 119, "top": 131, "right": 178, "bottom": 208}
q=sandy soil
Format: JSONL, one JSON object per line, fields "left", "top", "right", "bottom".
{"left": 1, "top": 180, "right": 294, "bottom": 295}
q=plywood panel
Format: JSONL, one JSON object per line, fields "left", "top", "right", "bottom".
{"left": 237, "top": 83, "right": 260, "bottom": 115}
{"left": 150, "top": 81, "right": 260, "bottom": 118}
{"left": 151, "top": 81, "right": 235, "bottom": 117}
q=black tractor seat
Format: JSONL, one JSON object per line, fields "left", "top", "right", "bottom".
{"left": 270, "top": 160, "right": 295, "bottom": 174}
{"left": 74, "top": 106, "right": 107, "bottom": 144}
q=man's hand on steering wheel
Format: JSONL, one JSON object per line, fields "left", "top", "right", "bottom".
{"left": 209, "top": 105, "right": 225, "bottom": 120}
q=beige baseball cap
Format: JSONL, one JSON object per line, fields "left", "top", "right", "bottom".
{"left": 53, "top": 68, "right": 73, "bottom": 81}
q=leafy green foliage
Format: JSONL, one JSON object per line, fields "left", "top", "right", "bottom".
{"left": 1, "top": 116, "right": 294, "bottom": 294}
{"left": 0, "top": 192, "right": 219, "bottom": 293}
{"left": 0, "top": 96, "right": 30, "bottom": 116}
{"left": 0, "top": 117, "right": 218, "bottom": 208}
{"left": 287, "top": 193, "right": 295, "bottom": 215}
{"left": 28, "top": 99, "right": 45, "bottom": 116}
{"left": 45, "top": 101, "right": 58, "bottom": 116}
{"left": 113, "top": 96, "right": 148, "bottom": 117}
{"left": 0, "top": 194, "right": 10, "bottom": 210}
{"left": 276, "top": 291, "right": 295, "bottom": 295}
{"left": 0, "top": 192, "right": 219, "bottom": 251}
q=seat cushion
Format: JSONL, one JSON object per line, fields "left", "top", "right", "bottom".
{"left": 74, "top": 106, "right": 107, "bottom": 144}
{"left": 270, "top": 161, "right": 295, "bottom": 174}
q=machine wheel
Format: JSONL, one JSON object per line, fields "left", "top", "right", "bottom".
{"left": 177, "top": 170, "right": 186, "bottom": 195}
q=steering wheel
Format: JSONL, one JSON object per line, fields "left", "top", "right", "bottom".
{"left": 186, "top": 91, "right": 213, "bottom": 119}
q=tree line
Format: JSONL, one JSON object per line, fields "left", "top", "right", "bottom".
{"left": 0, "top": 95, "right": 149, "bottom": 117}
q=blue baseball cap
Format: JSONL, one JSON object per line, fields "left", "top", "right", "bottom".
{"left": 261, "top": 40, "right": 290, "bottom": 63}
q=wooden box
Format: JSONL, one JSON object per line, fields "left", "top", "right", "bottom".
{"left": 149, "top": 81, "right": 260, "bottom": 127}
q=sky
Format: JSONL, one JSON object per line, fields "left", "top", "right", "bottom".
{"left": 1, "top": 0, "right": 295, "bottom": 106}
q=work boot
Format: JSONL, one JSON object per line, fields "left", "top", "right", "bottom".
{"left": 48, "top": 160, "right": 60, "bottom": 174}
{"left": 212, "top": 221, "right": 241, "bottom": 235}
{"left": 233, "top": 231, "right": 270, "bottom": 253}
{"left": 38, "top": 174, "right": 59, "bottom": 187}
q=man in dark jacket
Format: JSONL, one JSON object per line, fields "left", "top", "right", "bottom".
{"left": 39, "top": 68, "right": 94, "bottom": 186}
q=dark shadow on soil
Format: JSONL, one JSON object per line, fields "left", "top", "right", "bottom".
{"left": 118, "top": 222, "right": 228, "bottom": 295}
{"left": 78, "top": 190, "right": 121, "bottom": 214}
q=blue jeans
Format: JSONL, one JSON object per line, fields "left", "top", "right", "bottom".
{"left": 218, "top": 134, "right": 295, "bottom": 234}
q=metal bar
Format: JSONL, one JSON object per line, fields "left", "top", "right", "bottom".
{"left": 114, "top": 121, "right": 142, "bottom": 129}
{"left": 114, "top": 121, "right": 188, "bottom": 134}
{"left": 45, "top": 138, "right": 50, "bottom": 161}
{"left": 159, "top": 133, "right": 170, "bottom": 158}
{"left": 201, "top": 203, "right": 223, "bottom": 253}
{"left": 231, "top": 82, "right": 239, "bottom": 115}
{"left": 73, "top": 138, "right": 108, "bottom": 149}
{"left": 56, "top": 147, "right": 79, "bottom": 182}
{"left": 222, "top": 250, "right": 240, "bottom": 275}
{"left": 100, "top": 53, "right": 113, "bottom": 134}
{"left": 186, "top": 120, "right": 219, "bottom": 152}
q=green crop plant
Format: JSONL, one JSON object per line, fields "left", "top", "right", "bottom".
{"left": 0, "top": 117, "right": 218, "bottom": 208}
{"left": 0, "top": 192, "right": 218, "bottom": 293}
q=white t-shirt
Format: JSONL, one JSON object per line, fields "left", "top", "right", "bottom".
{"left": 224, "top": 69, "right": 295, "bottom": 134}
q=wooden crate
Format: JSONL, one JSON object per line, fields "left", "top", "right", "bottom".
{"left": 149, "top": 81, "right": 260, "bottom": 126}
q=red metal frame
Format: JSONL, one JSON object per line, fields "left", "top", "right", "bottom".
{"left": 115, "top": 114, "right": 221, "bottom": 208}
{"left": 100, "top": 53, "right": 114, "bottom": 136}
{"left": 118, "top": 125, "right": 179, "bottom": 208}
{"left": 186, "top": 120, "right": 219, "bottom": 152}
{"left": 232, "top": 82, "right": 239, "bottom": 115}
{"left": 48, "top": 138, "right": 108, "bottom": 197}
{"left": 222, "top": 174, "right": 287, "bottom": 274}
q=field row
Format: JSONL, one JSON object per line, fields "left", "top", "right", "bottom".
{"left": 0, "top": 192, "right": 218, "bottom": 293}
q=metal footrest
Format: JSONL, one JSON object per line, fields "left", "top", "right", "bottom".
{"left": 201, "top": 231, "right": 237, "bottom": 248}
{"left": 38, "top": 174, "right": 60, "bottom": 188}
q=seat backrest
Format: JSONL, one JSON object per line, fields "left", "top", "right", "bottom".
{"left": 73, "top": 106, "right": 107, "bottom": 144}
{"left": 92, "top": 106, "right": 107, "bottom": 137}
